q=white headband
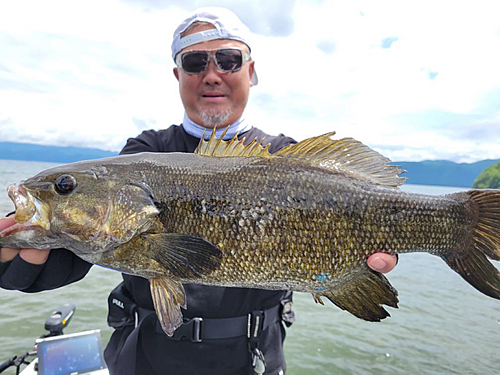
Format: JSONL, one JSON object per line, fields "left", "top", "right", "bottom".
{"left": 171, "top": 7, "right": 258, "bottom": 85}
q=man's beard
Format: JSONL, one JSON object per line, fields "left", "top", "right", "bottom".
{"left": 199, "top": 109, "right": 233, "bottom": 128}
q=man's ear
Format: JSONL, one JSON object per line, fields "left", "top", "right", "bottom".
{"left": 248, "top": 61, "right": 255, "bottom": 87}
{"left": 173, "top": 67, "right": 180, "bottom": 81}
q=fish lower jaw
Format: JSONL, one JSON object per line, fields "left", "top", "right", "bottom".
{"left": 0, "top": 223, "right": 55, "bottom": 250}
{"left": 0, "top": 222, "right": 45, "bottom": 238}
{"left": 0, "top": 207, "right": 51, "bottom": 245}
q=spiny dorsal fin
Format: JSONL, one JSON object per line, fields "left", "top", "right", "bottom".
{"left": 195, "top": 128, "right": 406, "bottom": 188}
{"left": 196, "top": 127, "right": 273, "bottom": 158}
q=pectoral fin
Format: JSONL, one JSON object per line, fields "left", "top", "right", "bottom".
{"left": 144, "top": 233, "right": 222, "bottom": 279}
{"left": 150, "top": 278, "right": 187, "bottom": 336}
{"left": 313, "top": 267, "right": 399, "bottom": 321}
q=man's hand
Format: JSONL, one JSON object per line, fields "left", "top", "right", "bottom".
{"left": 367, "top": 253, "right": 397, "bottom": 274}
{"left": 0, "top": 216, "right": 50, "bottom": 264}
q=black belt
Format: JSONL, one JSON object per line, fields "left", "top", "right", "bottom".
{"left": 146, "top": 304, "right": 282, "bottom": 343}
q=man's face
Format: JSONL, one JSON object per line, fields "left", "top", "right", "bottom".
{"left": 173, "top": 26, "right": 255, "bottom": 129}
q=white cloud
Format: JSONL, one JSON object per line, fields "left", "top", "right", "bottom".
{"left": 0, "top": 0, "right": 499, "bottom": 162}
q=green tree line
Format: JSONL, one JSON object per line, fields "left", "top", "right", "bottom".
{"left": 473, "top": 162, "right": 500, "bottom": 188}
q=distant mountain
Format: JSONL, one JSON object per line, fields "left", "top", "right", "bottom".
{"left": 394, "top": 159, "right": 500, "bottom": 188}
{"left": 0, "top": 142, "right": 118, "bottom": 163}
{"left": 0, "top": 141, "right": 497, "bottom": 188}
{"left": 473, "top": 161, "right": 500, "bottom": 189}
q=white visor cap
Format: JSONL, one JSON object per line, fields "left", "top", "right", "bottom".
{"left": 171, "top": 7, "right": 258, "bottom": 86}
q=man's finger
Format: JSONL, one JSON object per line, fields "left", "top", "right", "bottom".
{"left": 0, "top": 217, "right": 20, "bottom": 262}
{"left": 20, "top": 248, "right": 50, "bottom": 265}
{"left": 367, "top": 253, "right": 398, "bottom": 274}
{"left": 0, "top": 216, "right": 16, "bottom": 231}
{"left": 0, "top": 247, "right": 20, "bottom": 263}
{"left": 1, "top": 254, "right": 45, "bottom": 290}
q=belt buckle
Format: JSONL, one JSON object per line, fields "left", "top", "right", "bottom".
{"left": 171, "top": 317, "right": 203, "bottom": 342}
{"left": 191, "top": 317, "right": 203, "bottom": 342}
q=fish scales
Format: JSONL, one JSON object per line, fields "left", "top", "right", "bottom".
{"left": 104, "top": 154, "right": 470, "bottom": 291}
{"left": 1, "top": 131, "right": 499, "bottom": 336}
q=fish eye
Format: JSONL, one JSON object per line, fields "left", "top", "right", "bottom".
{"left": 54, "top": 174, "right": 77, "bottom": 195}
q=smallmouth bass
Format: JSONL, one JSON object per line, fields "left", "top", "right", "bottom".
{"left": 1, "top": 131, "right": 499, "bottom": 335}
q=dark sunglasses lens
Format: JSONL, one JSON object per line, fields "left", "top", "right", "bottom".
{"left": 215, "top": 49, "right": 243, "bottom": 72}
{"left": 182, "top": 52, "right": 208, "bottom": 73}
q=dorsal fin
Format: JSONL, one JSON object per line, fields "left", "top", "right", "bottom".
{"left": 195, "top": 128, "right": 406, "bottom": 188}
{"left": 275, "top": 132, "right": 406, "bottom": 187}
{"left": 195, "top": 127, "right": 273, "bottom": 158}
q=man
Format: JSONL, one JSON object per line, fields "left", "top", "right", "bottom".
{"left": 0, "top": 7, "right": 397, "bottom": 375}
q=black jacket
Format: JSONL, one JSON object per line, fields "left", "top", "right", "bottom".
{"left": 0, "top": 125, "right": 296, "bottom": 375}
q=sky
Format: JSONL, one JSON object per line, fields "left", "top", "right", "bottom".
{"left": 0, "top": 0, "right": 499, "bottom": 163}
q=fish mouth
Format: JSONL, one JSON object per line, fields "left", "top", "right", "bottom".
{"left": 0, "top": 184, "right": 50, "bottom": 239}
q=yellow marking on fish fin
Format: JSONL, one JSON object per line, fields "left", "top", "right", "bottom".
{"left": 442, "top": 190, "right": 500, "bottom": 299}
{"left": 276, "top": 132, "right": 406, "bottom": 187}
{"left": 313, "top": 266, "right": 399, "bottom": 321}
{"left": 150, "top": 278, "right": 186, "bottom": 336}
{"left": 195, "top": 127, "right": 273, "bottom": 158}
{"left": 195, "top": 129, "right": 405, "bottom": 187}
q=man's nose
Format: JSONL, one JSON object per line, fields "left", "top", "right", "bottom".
{"left": 202, "top": 58, "right": 222, "bottom": 85}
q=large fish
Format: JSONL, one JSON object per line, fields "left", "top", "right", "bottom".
{"left": 1, "top": 132, "right": 499, "bottom": 335}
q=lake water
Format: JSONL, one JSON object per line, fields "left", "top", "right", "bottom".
{"left": 0, "top": 159, "right": 498, "bottom": 374}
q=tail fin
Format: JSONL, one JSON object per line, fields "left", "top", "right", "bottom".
{"left": 443, "top": 190, "right": 500, "bottom": 299}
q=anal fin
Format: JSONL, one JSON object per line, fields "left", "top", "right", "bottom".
{"left": 150, "top": 277, "right": 187, "bottom": 336}
{"left": 313, "top": 267, "right": 399, "bottom": 321}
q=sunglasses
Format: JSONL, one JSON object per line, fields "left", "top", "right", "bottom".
{"left": 176, "top": 48, "right": 251, "bottom": 75}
